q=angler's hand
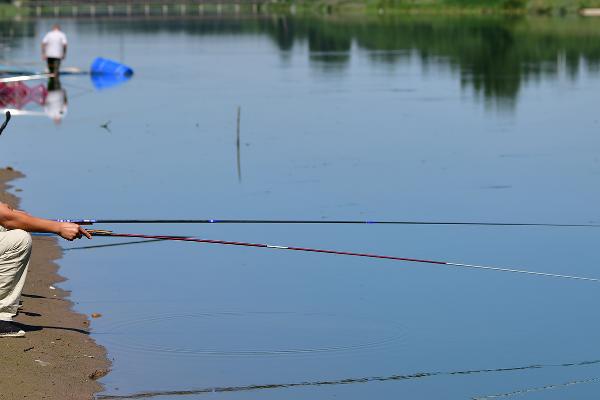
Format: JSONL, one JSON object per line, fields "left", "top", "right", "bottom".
{"left": 58, "top": 223, "right": 92, "bottom": 241}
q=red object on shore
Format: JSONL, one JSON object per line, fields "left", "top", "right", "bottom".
{"left": 0, "top": 82, "right": 47, "bottom": 109}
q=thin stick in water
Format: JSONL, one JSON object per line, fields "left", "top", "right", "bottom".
{"left": 236, "top": 105, "right": 242, "bottom": 182}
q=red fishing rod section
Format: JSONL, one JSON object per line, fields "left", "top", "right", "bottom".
{"left": 86, "top": 230, "right": 599, "bottom": 283}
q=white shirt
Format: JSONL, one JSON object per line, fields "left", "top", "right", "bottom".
{"left": 42, "top": 30, "right": 67, "bottom": 59}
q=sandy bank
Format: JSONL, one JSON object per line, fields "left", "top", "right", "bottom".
{"left": 0, "top": 167, "right": 110, "bottom": 400}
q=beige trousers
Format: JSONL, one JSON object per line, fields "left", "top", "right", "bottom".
{"left": 0, "top": 226, "right": 32, "bottom": 321}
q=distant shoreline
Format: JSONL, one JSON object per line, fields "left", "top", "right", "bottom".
{"left": 317, "top": 1, "right": 600, "bottom": 16}
{"left": 0, "top": 167, "right": 111, "bottom": 400}
{"left": 3, "top": 0, "right": 600, "bottom": 18}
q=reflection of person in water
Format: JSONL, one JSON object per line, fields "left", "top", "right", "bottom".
{"left": 41, "top": 24, "right": 67, "bottom": 75}
{"left": 43, "top": 78, "right": 68, "bottom": 124}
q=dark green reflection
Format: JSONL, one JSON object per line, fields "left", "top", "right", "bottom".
{"left": 264, "top": 16, "right": 600, "bottom": 104}
{"left": 10, "top": 16, "right": 600, "bottom": 104}
{"left": 93, "top": 15, "right": 600, "bottom": 103}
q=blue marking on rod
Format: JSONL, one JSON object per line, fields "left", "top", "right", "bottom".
{"left": 56, "top": 219, "right": 96, "bottom": 223}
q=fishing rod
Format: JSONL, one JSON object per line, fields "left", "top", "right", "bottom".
{"left": 86, "top": 230, "right": 600, "bottom": 282}
{"left": 0, "top": 111, "right": 11, "bottom": 135}
{"left": 58, "top": 218, "right": 600, "bottom": 228}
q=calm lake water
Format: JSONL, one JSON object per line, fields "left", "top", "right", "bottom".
{"left": 2, "top": 14, "right": 600, "bottom": 399}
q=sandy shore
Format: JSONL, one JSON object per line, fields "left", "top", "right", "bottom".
{"left": 0, "top": 167, "right": 110, "bottom": 400}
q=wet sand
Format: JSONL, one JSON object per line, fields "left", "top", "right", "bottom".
{"left": 0, "top": 167, "right": 110, "bottom": 399}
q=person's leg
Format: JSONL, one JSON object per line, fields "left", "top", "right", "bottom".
{"left": 0, "top": 229, "right": 32, "bottom": 323}
{"left": 46, "top": 57, "right": 54, "bottom": 73}
{"left": 47, "top": 58, "right": 60, "bottom": 75}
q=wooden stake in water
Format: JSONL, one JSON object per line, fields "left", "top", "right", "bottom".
{"left": 236, "top": 106, "right": 242, "bottom": 182}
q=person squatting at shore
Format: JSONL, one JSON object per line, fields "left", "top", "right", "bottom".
{"left": 0, "top": 203, "right": 90, "bottom": 337}
{"left": 42, "top": 24, "right": 67, "bottom": 75}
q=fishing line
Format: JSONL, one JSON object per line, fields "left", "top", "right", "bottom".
{"left": 58, "top": 218, "right": 600, "bottom": 228}
{"left": 87, "top": 230, "right": 599, "bottom": 282}
{"left": 63, "top": 238, "right": 169, "bottom": 252}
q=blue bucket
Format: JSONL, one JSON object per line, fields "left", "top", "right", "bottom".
{"left": 90, "top": 57, "right": 134, "bottom": 76}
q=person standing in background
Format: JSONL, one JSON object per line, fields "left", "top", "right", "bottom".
{"left": 41, "top": 24, "right": 67, "bottom": 75}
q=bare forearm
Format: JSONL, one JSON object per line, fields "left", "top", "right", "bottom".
{"left": 2, "top": 211, "right": 61, "bottom": 233}
{"left": 0, "top": 204, "right": 91, "bottom": 240}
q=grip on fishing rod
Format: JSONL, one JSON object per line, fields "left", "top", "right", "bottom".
{"left": 87, "top": 230, "right": 113, "bottom": 236}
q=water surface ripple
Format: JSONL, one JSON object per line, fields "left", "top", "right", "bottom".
{"left": 96, "top": 358, "right": 600, "bottom": 399}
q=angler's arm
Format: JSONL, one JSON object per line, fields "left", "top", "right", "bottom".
{"left": 0, "top": 203, "right": 91, "bottom": 240}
